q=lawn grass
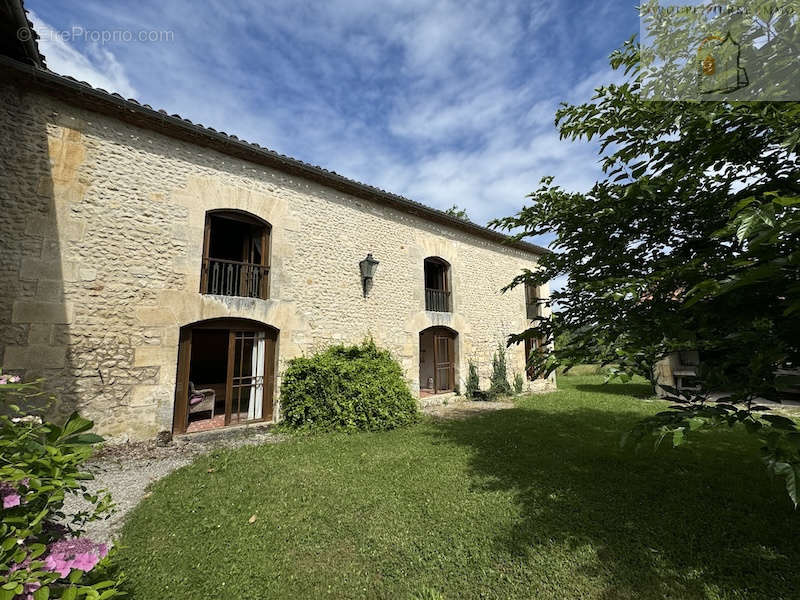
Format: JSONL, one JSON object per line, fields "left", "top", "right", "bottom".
{"left": 118, "top": 376, "right": 800, "bottom": 599}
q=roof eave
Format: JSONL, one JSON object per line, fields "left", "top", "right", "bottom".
{"left": 0, "top": 56, "right": 550, "bottom": 256}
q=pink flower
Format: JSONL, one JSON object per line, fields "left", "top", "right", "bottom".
{"left": 0, "top": 374, "right": 21, "bottom": 384}
{"left": 44, "top": 538, "right": 108, "bottom": 577}
{"left": 0, "top": 481, "right": 21, "bottom": 509}
{"left": 2, "top": 492, "right": 20, "bottom": 509}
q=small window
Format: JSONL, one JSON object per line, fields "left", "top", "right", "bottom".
{"left": 525, "top": 281, "right": 544, "bottom": 320}
{"left": 200, "top": 211, "right": 270, "bottom": 300}
{"left": 424, "top": 257, "right": 452, "bottom": 312}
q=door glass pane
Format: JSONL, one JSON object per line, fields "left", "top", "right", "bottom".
{"left": 436, "top": 337, "right": 448, "bottom": 359}
{"left": 231, "top": 331, "right": 265, "bottom": 424}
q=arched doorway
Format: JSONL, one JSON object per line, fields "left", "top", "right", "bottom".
{"left": 419, "top": 326, "right": 458, "bottom": 396}
{"left": 173, "top": 318, "right": 278, "bottom": 434}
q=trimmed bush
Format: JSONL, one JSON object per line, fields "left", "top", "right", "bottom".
{"left": 465, "top": 361, "right": 480, "bottom": 399}
{"left": 489, "top": 344, "right": 512, "bottom": 399}
{"left": 280, "top": 340, "right": 419, "bottom": 432}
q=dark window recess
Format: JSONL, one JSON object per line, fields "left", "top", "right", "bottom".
{"left": 200, "top": 212, "right": 270, "bottom": 299}
{"left": 424, "top": 258, "right": 451, "bottom": 312}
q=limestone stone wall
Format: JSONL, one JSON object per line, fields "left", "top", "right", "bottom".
{"left": 0, "top": 82, "right": 554, "bottom": 440}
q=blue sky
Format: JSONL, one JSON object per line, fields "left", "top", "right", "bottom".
{"left": 28, "top": 0, "right": 639, "bottom": 251}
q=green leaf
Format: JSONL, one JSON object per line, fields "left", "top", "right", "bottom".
{"left": 61, "top": 586, "right": 77, "bottom": 600}
{"left": 762, "top": 414, "right": 798, "bottom": 431}
{"left": 672, "top": 428, "right": 685, "bottom": 447}
{"left": 687, "top": 417, "right": 705, "bottom": 431}
{"left": 33, "top": 586, "right": 50, "bottom": 600}
{"left": 61, "top": 412, "right": 95, "bottom": 439}
{"left": 65, "top": 433, "right": 105, "bottom": 446}
{"left": 774, "top": 462, "right": 800, "bottom": 508}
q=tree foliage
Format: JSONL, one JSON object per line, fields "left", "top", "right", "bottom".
{"left": 443, "top": 205, "right": 470, "bottom": 221}
{"left": 493, "top": 31, "right": 800, "bottom": 502}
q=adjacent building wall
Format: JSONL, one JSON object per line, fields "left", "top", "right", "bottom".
{"left": 0, "top": 82, "right": 554, "bottom": 440}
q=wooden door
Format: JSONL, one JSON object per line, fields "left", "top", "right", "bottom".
{"left": 447, "top": 336, "right": 455, "bottom": 390}
{"left": 433, "top": 331, "right": 453, "bottom": 392}
{"left": 173, "top": 328, "right": 192, "bottom": 434}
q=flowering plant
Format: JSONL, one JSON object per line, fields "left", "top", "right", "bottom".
{"left": 0, "top": 373, "right": 123, "bottom": 599}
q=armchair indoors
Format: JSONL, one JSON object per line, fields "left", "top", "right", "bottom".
{"left": 188, "top": 381, "right": 216, "bottom": 417}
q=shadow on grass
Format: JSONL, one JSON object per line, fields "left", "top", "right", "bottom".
{"left": 431, "top": 404, "right": 800, "bottom": 599}
{"left": 574, "top": 382, "right": 655, "bottom": 399}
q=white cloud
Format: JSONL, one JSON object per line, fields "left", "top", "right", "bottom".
{"left": 26, "top": 0, "right": 627, "bottom": 242}
{"left": 28, "top": 11, "right": 137, "bottom": 98}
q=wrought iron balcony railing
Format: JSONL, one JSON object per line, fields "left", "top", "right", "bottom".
{"left": 425, "top": 288, "right": 451, "bottom": 312}
{"left": 202, "top": 257, "right": 269, "bottom": 300}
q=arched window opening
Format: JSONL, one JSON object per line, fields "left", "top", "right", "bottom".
{"left": 200, "top": 211, "right": 271, "bottom": 299}
{"left": 424, "top": 257, "right": 451, "bottom": 312}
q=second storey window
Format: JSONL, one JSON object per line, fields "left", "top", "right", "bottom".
{"left": 525, "top": 281, "right": 544, "bottom": 320}
{"left": 424, "top": 257, "right": 452, "bottom": 312}
{"left": 200, "top": 211, "right": 271, "bottom": 300}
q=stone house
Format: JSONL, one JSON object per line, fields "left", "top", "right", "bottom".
{"left": 0, "top": 3, "right": 554, "bottom": 440}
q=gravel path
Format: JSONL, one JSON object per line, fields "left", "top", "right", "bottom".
{"left": 64, "top": 425, "right": 286, "bottom": 545}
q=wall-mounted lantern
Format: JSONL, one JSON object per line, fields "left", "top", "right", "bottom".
{"left": 359, "top": 253, "right": 379, "bottom": 297}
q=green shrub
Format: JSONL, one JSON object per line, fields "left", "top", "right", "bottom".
{"left": 513, "top": 372, "right": 524, "bottom": 394}
{"left": 489, "top": 344, "right": 512, "bottom": 399}
{"left": 0, "top": 373, "right": 124, "bottom": 599}
{"left": 280, "top": 340, "right": 419, "bottom": 432}
{"left": 465, "top": 361, "right": 480, "bottom": 399}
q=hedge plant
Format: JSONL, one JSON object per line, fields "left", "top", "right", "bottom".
{"left": 280, "top": 340, "right": 419, "bottom": 432}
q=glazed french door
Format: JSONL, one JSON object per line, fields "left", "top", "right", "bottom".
{"left": 174, "top": 321, "right": 276, "bottom": 434}
{"left": 433, "top": 331, "right": 455, "bottom": 392}
{"left": 227, "top": 330, "right": 268, "bottom": 426}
